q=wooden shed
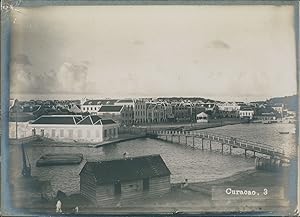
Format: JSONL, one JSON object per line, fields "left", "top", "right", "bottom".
{"left": 79, "top": 154, "right": 171, "bottom": 205}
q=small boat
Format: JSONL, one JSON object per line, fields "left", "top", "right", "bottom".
{"left": 279, "top": 131, "right": 289, "bottom": 134}
{"left": 36, "top": 153, "right": 83, "bottom": 167}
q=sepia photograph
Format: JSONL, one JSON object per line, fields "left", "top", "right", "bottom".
{"left": 1, "top": 0, "right": 299, "bottom": 215}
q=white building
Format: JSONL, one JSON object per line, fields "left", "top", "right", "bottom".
{"left": 196, "top": 112, "right": 209, "bottom": 123}
{"left": 218, "top": 102, "right": 240, "bottom": 112}
{"left": 239, "top": 109, "right": 254, "bottom": 120}
{"left": 81, "top": 99, "right": 118, "bottom": 114}
{"left": 29, "top": 115, "right": 119, "bottom": 143}
{"left": 272, "top": 104, "right": 284, "bottom": 118}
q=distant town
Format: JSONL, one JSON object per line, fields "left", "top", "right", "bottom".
{"left": 8, "top": 95, "right": 297, "bottom": 141}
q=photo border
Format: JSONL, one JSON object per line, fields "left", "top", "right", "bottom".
{"left": 1, "top": 0, "right": 299, "bottom": 216}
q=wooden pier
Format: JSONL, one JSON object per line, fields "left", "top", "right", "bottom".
{"left": 147, "top": 130, "right": 290, "bottom": 163}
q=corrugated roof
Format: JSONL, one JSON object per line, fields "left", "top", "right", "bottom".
{"left": 98, "top": 105, "right": 123, "bottom": 112}
{"left": 32, "top": 116, "right": 77, "bottom": 125}
{"left": 81, "top": 155, "right": 171, "bottom": 185}
{"left": 116, "top": 99, "right": 133, "bottom": 103}
{"left": 31, "top": 115, "right": 117, "bottom": 126}
{"left": 77, "top": 116, "right": 93, "bottom": 125}
{"left": 101, "top": 119, "right": 116, "bottom": 125}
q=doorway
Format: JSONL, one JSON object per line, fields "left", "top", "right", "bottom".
{"left": 143, "top": 178, "right": 149, "bottom": 191}
{"left": 114, "top": 181, "right": 121, "bottom": 195}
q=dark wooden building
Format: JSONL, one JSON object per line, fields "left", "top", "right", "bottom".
{"left": 79, "top": 154, "right": 171, "bottom": 205}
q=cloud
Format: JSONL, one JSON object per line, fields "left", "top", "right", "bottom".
{"left": 57, "top": 62, "right": 88, "bottom": 93}
{"left": 207, "top": 40, "right": 230, "bottom": 49}
{"left": 132, "top": 40, "right": 144, "bottom": 46}
{"left": 11, "top": 57, "right": 90, "bottom": 94}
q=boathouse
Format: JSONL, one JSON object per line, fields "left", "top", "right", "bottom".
{"left": 29, "top": 115, "right": 119, "bottom": 143}
{"left": 79, "top": 154, "right": 171, "bottom": 205}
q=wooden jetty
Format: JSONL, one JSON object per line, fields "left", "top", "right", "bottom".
{"left": 147, "top": 130, "right": 290, "bottom": 163}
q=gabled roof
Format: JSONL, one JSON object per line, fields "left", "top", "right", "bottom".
{"left": 101, "top": 119, "right": 116, "bottom": 125}
{"left": 98, "top": 105, "right": 123, "bottom": 112}
{"left": 31, "top": 115, "right": 117, "bottom": 126}
{"left": 240, "top": 107, "right": 254, "bottom": 111}
{"left": 83, "top": 99, "right": 117, "bottom": 106}
{"left": 31, "top": 115, "right": 79, "bottom": 125}
{"left": 80, "top": 154, "right": 171, "bottom": 185}
{"left": 77, "top": 116, "right": 93, "bottom": 125}
{"left": 116, "top": 99, "right": 134, "bottom": 103}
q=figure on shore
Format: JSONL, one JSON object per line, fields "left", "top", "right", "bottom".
{"left": 123, "top": 152, "right": 129, "bottom": 159}
{"left": 74, "top": 206, "right": 79, "bottom": 213}
{"left": 56, "top": 200, "right": 62, "bottom": 213}
{"left": 181, "top": 178, "right": 188, "bottom": 188}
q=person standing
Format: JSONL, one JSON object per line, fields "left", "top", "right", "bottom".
{"left": 56, "top": 200, "right": 62, "bottom": 213}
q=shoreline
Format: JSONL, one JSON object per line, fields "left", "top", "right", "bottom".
{"left": 11, "top": 167, "right": 292, "bottom": 214}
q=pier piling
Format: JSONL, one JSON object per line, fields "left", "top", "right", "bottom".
{"left": 229, "top": 145, "right": 232, "bottom": 155}
{"left": 245, "top": 149, "right": 247, "bottom": 157}
{"left": 192, "top": 136, "right": 195, "bottom": 148}
{"left": 201, "top": 138, "right": 204, "bottom": 150}
{"left": 209, "top": 140, "right": 212, "bottom": 151}
{"left": 221, "top": 144, "right": 224, "bottom": 154}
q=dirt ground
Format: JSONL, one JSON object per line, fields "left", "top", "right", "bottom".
{"left": 6, "top": 167, "right": 295, "bottom": 216}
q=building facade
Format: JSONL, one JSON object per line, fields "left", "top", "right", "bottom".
{"left": 29, "top": 115, "right": 119, "bottom": 143}
{"left": 239, "top": 108, "right": 255, "bottom": 120}
{"left": 80, "top": 154, "right": 171, "bottom": 206}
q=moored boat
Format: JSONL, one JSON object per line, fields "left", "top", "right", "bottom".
{"left": 279, "top": 131, "right": 289, "bottom": 134}
{"left": 36, "top": 153, "right": 83, "bottom": 167}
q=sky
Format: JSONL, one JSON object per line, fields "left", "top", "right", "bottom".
{"left": 10, "top": 5, "right": 297, "bottom": 101}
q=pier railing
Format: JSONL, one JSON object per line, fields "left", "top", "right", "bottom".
{"left": 147, "top": 130, "right": 286, "bottom": 158}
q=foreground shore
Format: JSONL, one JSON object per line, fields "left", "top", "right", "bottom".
{"left": 8, "top": 166, "right": 294, "bottom": 215}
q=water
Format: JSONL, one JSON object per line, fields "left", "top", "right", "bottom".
{"left": 10, "top": 123, "right": 296, "bottom": 195}
{"left": 197, "top": 123, "right": 297, "bottom": 157}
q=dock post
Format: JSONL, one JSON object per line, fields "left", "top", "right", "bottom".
{"left": 179, "top": 135, "right": 181, "bottom": 144}
{"left": 244, "top": 149, "right": 247, "bottom": 157}
{"left": 221, "top": 144, "right": 224, "bottom": 154}
{"left": 192, "top": 136, "right": 195, "bottom": 148}
{"left": 185, "top": 136, "right": 187, "bottom": 145}
{"left": 229, "top": 145, "right": 232, "bottom": 155}
{"left": 201, "top": 138, "right": 204, "bottom": 150}
{"left": 209, "top": 140, "right": 212, "bottom": 151}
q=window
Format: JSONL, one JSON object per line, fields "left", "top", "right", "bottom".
{"left": 60, "top": 129, "right": 64, "bottom": 137}
{"left": 114, "top": 181, "right": 121, "bottom": 195}
{"left": 96, "top": 130, "right": 100, "bottom": 138}
{"left": 104, "top": 129, "right": 107, "bottom": 138}
{"left": 109, "top": 129, "right": 112, "bottom": 136}
{"left": 143, "top": 178, "right": 149, "bottom": 191}
{"left": 68, "top": 129, "right": 73, "bottom": 138}
{"left": 78, "top": 129, "right": 82, "bottom": 138}
{"left": 51, "top": 129, "right": 56, "bottom": 137}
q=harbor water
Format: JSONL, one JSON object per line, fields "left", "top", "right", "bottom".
{"left": 10, "top": 123, "right": 297, "bottom": 196}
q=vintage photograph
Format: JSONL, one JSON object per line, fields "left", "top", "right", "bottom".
{"left": 2, "top": 2, "right": 298, "bottom": 215}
